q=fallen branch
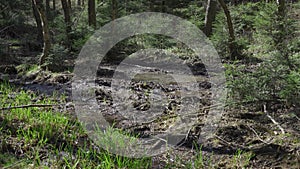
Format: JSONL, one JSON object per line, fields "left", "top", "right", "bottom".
{"left": 214, "top": 134, "right": 271, "bottom": 151}
{"left": 214, "top": 135, "right": 248, "bottom": 150}
{"left": 293, "top": 114, "right": 300, "bottom": 121}
{"left": 123, "top": 103, "right": 224, "bottom": 130}
{"left": 247, "top": 125, "right": 273, "bottom": 145}
{"left": 0, "top": 104, "right": 62, "bottom": 111}
{"left": 2, "top": 159, "right": 26, "bottom": 169}
{"left": 0, "top": 24, "right": 14, "bottom": 33}
{"left": 263, "top": 104, "right": 285, "bottom": 135}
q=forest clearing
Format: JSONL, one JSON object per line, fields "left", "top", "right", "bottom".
{"left": 0, "top": 0, "right": 299, "bottom": 168}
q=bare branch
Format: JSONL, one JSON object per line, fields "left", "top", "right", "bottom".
{"left": 263, "top": 104, "right": 285, "bottom": 135}
{"left": 247, "top": 125, "right": 273, "bottom": 145}
{"left": 214, "top": 135, "right": 248, "bottom": 150}
{"left": 0, "top": 25, "right": 14, "bottom": 33}
{"left": 0, "top": 104, "right": 62, "bottom": 111}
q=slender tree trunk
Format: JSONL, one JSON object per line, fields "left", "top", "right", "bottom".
{"left": 161, "top": 0, "right": 166, "bottom": 13}
{"left": 88, "top": 0, "right": 96, "bottom": 28}
{"left": 149, "top": 1, "right": 154, "bottom": 11}
{"left": 61, "top": 0, "right": 72, "bottom": 49}
{"left": 31, "top": 0, "right": 43, "bottom": 43}
{"left": 204, "top": 0, "right": 218, "bottom": 37}
{"left": 218, "top": 0, "right": 236, "bottom": 58}
{"left": 45, "top": 0, "right": 51, "bottom": 18}
{"left": 77, "top": 0, "right": 81, "bottom": 6}
{"left": 111, "top": 0, "right": 117, "bottom": 20}
{"left": 33, "top": 0, "right": 51, "bottom": 67}
{"left": 277, "top": 0, "right": 286, "bottom": 19}
{"left": 276, "top": 0, "right": 293, "bottom": 70}
{"left": 68, "top": 0, "right": 72, "bottom": 12}
{"left": 53, "top": 0, "right": 56, "bottom": 10}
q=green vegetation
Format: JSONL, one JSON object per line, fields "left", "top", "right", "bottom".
{"left": 0, "top": 82, "right": 151, "bottom": 168}
{"left": 1, "top": 0, "right": 299, "bottom": 168}
{"left": 225, "top": 2, "right": 300, "bottom": 108}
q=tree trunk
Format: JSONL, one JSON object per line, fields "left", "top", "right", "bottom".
{"left": 204, "top": 0, "right": 218, "bottom": 37}
{"left": 77, "top": 0, "right": 81, "bottom": 6}
{"left": 218, "top": 0, "right": 236, "bottom": 58}
{"left": 33, "top": 0, "right": 51, "bottom": 67}
{"left": 149, "top": 1, "right": 154, "bottom": 11}
{"left": 111, "top": 0, "right": 117, "bottom": 20}
{"left": 61, "top": 0, "right": 72, "bottom": 49}
{"left": 45, "top": 0, "right": 51, "bottom": 18}
{"left": 161, "top": 0, "right": 166, "bottom": 13}
{"left": 276, "top": 0, "right": 294, "bottom": 70}
{"left": 88, "top": 0, "right": 96, "bottom": 28}
{"left": 31, "top": 0, "right": 43, "bottom": 43}
{"left": 53, "top": 0, "right": 56, "bottom": 10}
{"left": 68, "top": 0, "right": 72, "bottom": 12}
{"left": 277, "top": 0, "right": 286, "bottom": 19}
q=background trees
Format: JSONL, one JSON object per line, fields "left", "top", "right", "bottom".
{"left": 61, "top": 0, "right": 72, "bottom": 49}
{"left": 204, "top": 0, "right": 236, "bottom": 58}
{"left": 32, "top": 0, "right": 51, "bottom": 67}
{"left": 0, "top": 1, "right": 299, "bottom": 168}
{"left": 88, "top": 0, "right": 96, "bottom": 28}
{"left": 0, "top": 0, "right": 299, "bottom": 105}
{"left": 204, "top": 0, "right": 217, "bottom": 37}
{"left": 31, "top": 0, "right": 43, "bottom": 42}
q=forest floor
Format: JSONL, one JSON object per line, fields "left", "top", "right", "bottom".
{"left": 0, "top": 56, "right": 299, "bottom": 168}
{"left": 0, "top": 2, "right": 300, "bottom": 168}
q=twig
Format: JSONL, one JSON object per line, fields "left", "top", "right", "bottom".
{"left": 0, "top": 24, "right": 14, "bottom": 33}
{"left": 176, "top": 127, "right": 192, "bottom": 147}
{"left": 72, "top": 5, "right": 86, "bottom": 28}
{"left": 2, "top": 159, "right": 26, "bottom": 169}
{"left": 214, "top": 134, "right": 271, "bottom": 151}
{"left": 214, "top": 135, "right": 248, "bottom": 150}
{"left": 247, "top": 125, "right": 272, "bottom": 145}
{"left": 0, "top": 104, "right": 62, "bottom": 111}
{"left": 293, "top": 113, "right": 300, "bottom": 121}
{"left": 124, "top": 103, "right": 224, "bottom": 130}
{"left": 0, "top": 5, "right": 9, "bottom": 15}
{"left": 263, "top": 104, "right": 285, "bottom": 135}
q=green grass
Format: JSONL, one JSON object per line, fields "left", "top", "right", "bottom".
{"left": 2, "top": 79, "right": 296, "bottom": 168}
{"left": 1, "top": 82, "right": 221, "bottom": 168}
{"left": 231, "top": 149, "right": 254, "bottom": 169}
{"left": 0, "top": 82, "right": 152, "bottom": 168}
{"left": 0, "top": 153, "right": 29, "bottom": 168}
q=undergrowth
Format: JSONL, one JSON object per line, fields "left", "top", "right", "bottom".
{"left": 0, "top": 82, "right": 151, "bottom": 168}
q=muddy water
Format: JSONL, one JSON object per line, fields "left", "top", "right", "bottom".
{"left": 9, "top": 62, "right": 212, "bottom": 137}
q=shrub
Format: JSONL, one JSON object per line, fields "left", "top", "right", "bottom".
{"left": 225, "top": 2, "right": 300, "bottom": 108}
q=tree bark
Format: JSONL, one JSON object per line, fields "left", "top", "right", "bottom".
{"left": 88, "top": 0, "right": 96, "bottom": 28}
{"left": 61, "top": 0, "right": 72, "bottom": 49}
{"left": 111, "top": 0, "right": 117, "bottom": 20}
{"left": 218, "top": 0, "right": 236, "bottom": 58}
{"left": 204, "top": 0, "right": 218, "bottom": 37}
{"left": 277, "top": 0, "right": 286, "bottom": 19}
{"left": 31, "top": 0, "right": 43, "bottom": 43}
{"left": 33, "top": 0, "right": 51, "bottom": 67}
{"left": 45, "top": 0, "right": 51, "bottom": 18}
{"left": 53, "top": 0, "right": 56, "bottom": 10}
{"left": 68, "top": 0, "right": 72, "bottom": 12}
{"left": 149, "top": 0, "right": 154, "bottom": 11}
{"left": 276, "top": 0, "right": 294, "bottom": 70}
{"left": 161, "top": 0, "right": 166, "bottom": 13}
